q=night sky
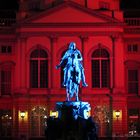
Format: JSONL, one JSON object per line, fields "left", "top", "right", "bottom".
{"left": 0, "top": 0, "right": 140, "bottom": 17}
{"left": 0, "top": 0, "right": 18, "bottom": 10}
{"left": 120, "top": 0, "right": 140, "bottom": 9}
{"left": 0, "top": 0, "right": 140, "bottom": 10}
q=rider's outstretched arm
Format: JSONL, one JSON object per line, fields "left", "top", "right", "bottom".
{"left": 56, "top": 52, "right": 68, "bottom": 69}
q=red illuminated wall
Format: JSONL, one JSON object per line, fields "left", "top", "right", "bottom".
{"left": 0, "top": 0, "right": 140, "bottom": 139}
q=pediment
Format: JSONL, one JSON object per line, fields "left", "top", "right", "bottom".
{"left": 22, "top": 1, "right": 120, "bottom": 24}
{"left": 32, "top": 7, "right": 106, "bottom": 23}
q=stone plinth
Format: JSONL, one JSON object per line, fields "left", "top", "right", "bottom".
{"left": 56, "top": 101, "right": 91, "bottom": 120}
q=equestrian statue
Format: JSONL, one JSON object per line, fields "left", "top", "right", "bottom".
{"left": 56, "top": 42, "right": 88, "bottom": 101}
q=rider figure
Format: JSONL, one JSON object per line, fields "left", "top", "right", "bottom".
{"left": 56, "top": 42, "right": 88, "bottom": 87}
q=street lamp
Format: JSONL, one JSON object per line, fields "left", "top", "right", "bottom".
{"left": 20, "top": 111, "right": 25, "bottom": 119}
{"left": 115, "top": 110, "right": 120, "bottom": 119}
{"left": 50, "top": 111, "right": 58, "bottom": 118}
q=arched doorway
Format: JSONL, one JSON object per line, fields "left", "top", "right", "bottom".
{"left": 0, "top": 110, "right": 12, "bottom": 137}
{"left": 93, "top": 105, "right": 110, "bottom": 137}
{"left": 30, "top": 106, "right": 47, "bottom": 137}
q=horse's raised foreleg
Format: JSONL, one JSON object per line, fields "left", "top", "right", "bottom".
{"left": 75, "top": 84, "right": 79, "bottom": 102}
{"left": 67, "top": 94, "right": 70, "bottom": 101}
{"left": 75, "top": 95, "right": 79, "bottom": 102}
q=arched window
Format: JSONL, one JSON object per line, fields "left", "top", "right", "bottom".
{"left": 91, "top": 48, "right": 110, "bottom": 88}
{"left": 30, "top": 48, "right": 48, "bottom": 88}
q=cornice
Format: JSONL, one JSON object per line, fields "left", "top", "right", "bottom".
{"left": 17, "top": 31, "right": 122, "bottom": 38}
{"left": 17, "top": 22, "right": 125, "bottom": 28}
{"left": 0, "top": 38, "right": 17, "bottom": 42}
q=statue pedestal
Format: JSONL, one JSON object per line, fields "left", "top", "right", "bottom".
{"left": 46, "top": 101, "right": 98, "bottom": 140}
{"left": 56, "top": 101, "right": 91, "bottom": 120}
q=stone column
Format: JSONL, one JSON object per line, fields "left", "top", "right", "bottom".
{"left": 79, "top": 36, "right": 88, "bottom": 97}
{"left": 16, "top": 37, "right": 21, "bottom": 90}
{"left": 49, "top": 36, "right": 58, "bottom": 89}
{"left": 79, "top": 35, "right": 88, "bottom": 66}
{"left": 110, "top": 35, "right": 117, "bottom": 91}
{"left": 20, "top": 37, "right": 27, "bottom": 93}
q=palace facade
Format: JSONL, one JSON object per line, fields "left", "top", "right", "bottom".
{"left": 0, "top": 0, "right": 140, "bottom": 139}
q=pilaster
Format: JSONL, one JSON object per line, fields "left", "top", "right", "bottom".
{"left": 49, "top": 36, "right": 58, "bottom": 89}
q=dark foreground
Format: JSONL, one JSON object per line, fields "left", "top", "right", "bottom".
{"left": 0, "top": 137, "right": 140, "bottom": 140}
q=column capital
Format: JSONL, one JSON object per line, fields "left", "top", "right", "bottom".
{"left": 19, "top": 36, "right": 27, "bottom": 40}
{"left": 110, "top": 34, "right": 120, "bottom": 42}
{"left": 49, "top": 35, "right": 58, "bottom": 42}
{"left": 79, "top": 35, "right": 89, "bottom": 42}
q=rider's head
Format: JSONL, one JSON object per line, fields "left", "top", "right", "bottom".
{"left": 69, "top": 42, "right": 76, "bottom": 50}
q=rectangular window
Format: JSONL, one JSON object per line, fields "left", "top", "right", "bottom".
{"left": 1, "top": 46, "right": 7, "bottom": 53}
{"left": 0, "top": 45, "right": 12, "bottom": 54}
{"left": 7, "top": 46, "right": 12, "bottom": 53}
{"left": 128, "top": 70, "right": 138, "bottom": 94}
{"left": 128, "top": 109, "right": 139, "bottom": 116}
{"left": 0, "top": 70, "right": 11, "bottom": 95}
{"left": 127, "top": 44, "right": 138, "bottom": 53}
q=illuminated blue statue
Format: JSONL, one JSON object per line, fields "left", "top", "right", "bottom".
{"left": 56, "top": 42, "right": 88, "bottom": 101}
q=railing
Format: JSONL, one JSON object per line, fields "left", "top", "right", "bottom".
{"left": 0, "top": 17, "right": 140, "bottom": 28}
{"left": 125, "top": 18, "right": 140, "bottom": 26}
{"left": 0, "top": 18, "right": 16, "bottom": 27}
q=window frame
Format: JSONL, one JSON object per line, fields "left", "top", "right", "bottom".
{"left": 127, "top": 43, "right": 139, "bottom": 53}
{"left": 91, "top": 48, "right": 110, "bottom": 88}
{"left": 0, "top": 63, "right": 14, "bottom": 96}
{"left": 127, "top": 69, "right": 139, "bottom": 95}
{"left": 30, "top": 48, "right": 48, "bottom": 88}
{"left": 0, "top": 45, "right": 13, "bottom": 54}
{"left": 30, "top": 106, "right": 47, "bottom": 137}
{"left": 125, "top": 61, "right": 140, "bottom": 96}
